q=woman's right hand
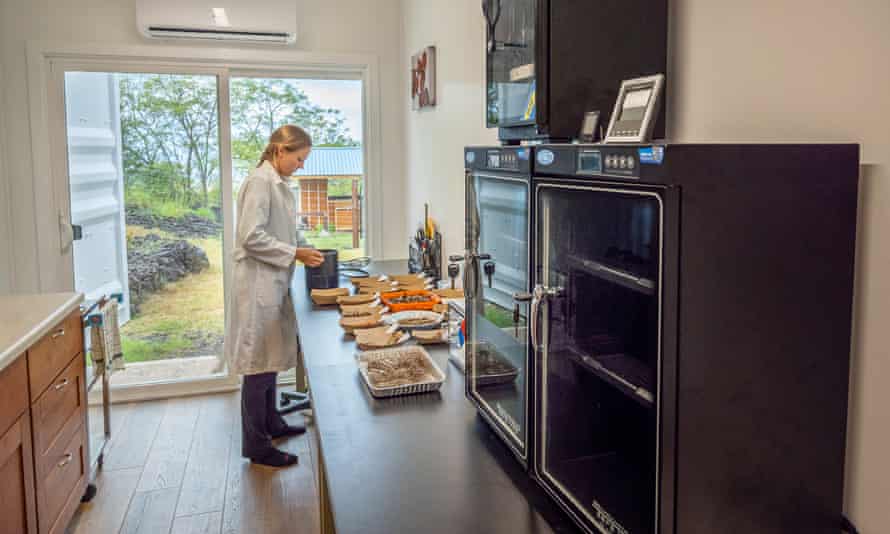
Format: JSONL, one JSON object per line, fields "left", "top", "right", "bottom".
{"left": 295, "top": 248, "right": 325, "bottom": 267}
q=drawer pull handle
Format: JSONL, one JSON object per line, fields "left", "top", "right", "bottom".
{"left": 51, "top": 328, "right": 66, "bottom": 339}
{"left": 58, "top": 453, "right": 73, "bottom": 468}
{"left": 54, "top": 378, "right": 69, "bottom": 391}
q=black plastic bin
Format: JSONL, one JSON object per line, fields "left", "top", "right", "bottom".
{"left": 305, "top": 249, "right": 339, "bottom": 290}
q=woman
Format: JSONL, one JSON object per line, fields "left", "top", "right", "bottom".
{"left": 225, "top": 124, "right": 324, "bottom": 467}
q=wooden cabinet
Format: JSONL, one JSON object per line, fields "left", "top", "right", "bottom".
{"left": 0, "top": 416, "right": 39, "bottom": 534}
{"left": 0, "top": 358, "right": 38, "bottom": 534}
{"left": 29, "top": 310, "right": 87, "bottom": 534}
{"left": 0, "top": 308, "right": 87, "bottom": 534}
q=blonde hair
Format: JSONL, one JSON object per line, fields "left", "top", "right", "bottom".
{"left": 257, "top": 124, "right": 313, "bottom": 167}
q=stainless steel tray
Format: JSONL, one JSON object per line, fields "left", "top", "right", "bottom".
{"left": 356, "top": 345, "right": 446, "bottom": 398}
{"left": 467, "top": 341, "right": 520, "bottom": 387}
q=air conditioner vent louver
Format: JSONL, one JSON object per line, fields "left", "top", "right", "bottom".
{"left": 146, "top": 26, "right": 292, "bottom": 43}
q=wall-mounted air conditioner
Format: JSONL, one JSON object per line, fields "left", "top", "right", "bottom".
{"left": 136, "top": 0, "right": 297, "bottom": 45}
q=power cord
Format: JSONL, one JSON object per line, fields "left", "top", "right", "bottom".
{"left": 841, "top": 514, "right": 860, "bottom": 534}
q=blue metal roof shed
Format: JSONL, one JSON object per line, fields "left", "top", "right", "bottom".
{"left": 295, "top": 147, "right": 363, "bottom": 177}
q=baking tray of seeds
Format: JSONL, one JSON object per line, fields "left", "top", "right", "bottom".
{"left": 466, "top": 341, "right": 520, "bottom": 387}
{"left": 355, "top": 345, "right": 445, "bottom": 398}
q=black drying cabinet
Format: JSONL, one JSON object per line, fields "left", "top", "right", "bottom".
{"left": 529, "top": 143, "right": 858, "bottom": 534}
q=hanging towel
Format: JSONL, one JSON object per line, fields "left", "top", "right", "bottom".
{"left": 90, "top": 299, "right": 125, "bottom": 374}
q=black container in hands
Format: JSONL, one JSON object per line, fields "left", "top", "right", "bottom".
{"left": 305, "top": 249, "right": 339, "bottom": 290}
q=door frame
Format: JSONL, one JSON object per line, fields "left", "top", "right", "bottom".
{"left": 28, "top": 41, "right": 382, "bottom": 401}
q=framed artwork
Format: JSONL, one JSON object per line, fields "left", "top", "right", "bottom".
{"left": 411, "top": 46, "right": 436, "bottom": 109}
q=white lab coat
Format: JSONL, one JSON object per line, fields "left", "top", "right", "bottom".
{"left": 225, "top": 161, "right": 311, "bottom": 376}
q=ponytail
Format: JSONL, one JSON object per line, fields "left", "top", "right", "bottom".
{"left": 257, "top": 124, "right": 313, "bottom": 167}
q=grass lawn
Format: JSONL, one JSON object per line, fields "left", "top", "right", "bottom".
{"left": 120, "top": 227, "right": 362, "bottom": 363}
{"left": 484, "top": 301, "right": 527, "bottom": 329}
{"left": 122, "top": 226, "right": 225, "bottom": 362}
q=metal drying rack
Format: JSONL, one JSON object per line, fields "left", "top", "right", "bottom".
{"left": 79, "top": 292, "right": 124, "bottom": 503}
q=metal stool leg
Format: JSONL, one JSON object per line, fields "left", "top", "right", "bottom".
{"left": 280, "top": 390, "right": 311, "bottom": 414}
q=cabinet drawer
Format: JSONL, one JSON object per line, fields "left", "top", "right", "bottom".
{"left": 0, "top": 356, "right": 30, "bottom": 437}
{"left": 32, "top": 355, "right": 85, "bottom": 462}
{"left": 36, "top": 420, "right": 85, "bottom": 534}
{"left": 28, "top": 311, "right": 83, "bottom": 402}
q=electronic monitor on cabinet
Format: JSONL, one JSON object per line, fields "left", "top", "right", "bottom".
{"left": 604, "top": 74, "right": 666, "bottom": 144}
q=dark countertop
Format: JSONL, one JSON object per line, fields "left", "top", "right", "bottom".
{"left": 292, "top": 260, "right": 579, "bottom": 534}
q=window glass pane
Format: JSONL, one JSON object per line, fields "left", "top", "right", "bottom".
{"left": 230, "top": 77, "right": 365, "bottom": 259}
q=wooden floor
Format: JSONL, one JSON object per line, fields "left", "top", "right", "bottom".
{"left": 68, "top": 392, "right": 320, "bottom": 534}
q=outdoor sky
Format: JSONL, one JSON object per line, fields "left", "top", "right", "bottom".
{"left": 294, "top": 78, "right": 363, "bottom": 142}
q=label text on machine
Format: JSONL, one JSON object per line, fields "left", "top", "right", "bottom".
{"left": 591, "top": 500, "right": 629, "bottom": 534}
{"left": 495, "top": 402, "right": 520, "bottom": 435}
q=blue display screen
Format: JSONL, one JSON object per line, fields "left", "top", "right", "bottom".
{"left": 578, "top": 151, "right": 602, "bottom": 174}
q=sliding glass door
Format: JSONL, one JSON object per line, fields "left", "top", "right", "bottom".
{"left": 64, "top": 70, "right": 228, "bottom": 389}
{"left": 50, "top": 60, "right": 367, "bottom": 397}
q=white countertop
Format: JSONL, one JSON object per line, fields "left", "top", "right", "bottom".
{"left": 0, "top": 292, "right": 84, "bottom": 373}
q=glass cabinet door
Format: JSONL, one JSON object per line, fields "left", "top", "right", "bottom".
{"left": 485, "top": 0, "right": 537, "bottom": 127}
{"left": 466, "top": 172, "right": 530, "bottom": 457}
{"left": 536, "top": 184, "right": 663, "bottom": 534}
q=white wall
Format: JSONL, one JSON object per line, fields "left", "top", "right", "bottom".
{"left": 670, "top": 1, "right": 889, "bottom": 531}
{"left": 0, "top": 0, "right": 406, "bottom": 293}
{"left": 404, "top": 0, "right": 888, "bottom": 531}
{"left": 401, "top": 0, "right": 498, "bottom": 265}
{"left": 0, "top": 64, "right": 11, "bottom": 295}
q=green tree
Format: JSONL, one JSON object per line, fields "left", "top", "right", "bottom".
{"left": 120, "top": 75, "right": 358, "bottom": 215}
{"left": 230, "top": 78, "right": 359, "bottom": 176}
{"left": 120, "top": 74, "right": 219, "bottom": 209}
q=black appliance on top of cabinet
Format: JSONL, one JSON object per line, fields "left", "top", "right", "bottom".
{"left": 458, "top": 145, "right": 535, "bottom": 466}
{"left": 484, "top": 0, "right": 668, "bottom": 143}
{"left": 529, "top": 143, "right": 859, "bottom": 534}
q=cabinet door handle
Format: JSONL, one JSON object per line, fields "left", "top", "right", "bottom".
{"left": 54, "top": 378, "right": 69, "bottom": 391}
{"left": 58, "top": 453, "right": 73, "bottom": 468}
{"left": 52, "top": 328, "right": 66, "bottom": 339}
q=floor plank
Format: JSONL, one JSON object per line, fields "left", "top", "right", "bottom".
{"left": 175, "top": 394, "right": 237, "bottom": 517}
{"left": 69, "top": 392, "right": 320, "bottom": 534}
{"left": 120, "top": 488, "right": 180, "bottom": 534}
{"left": 221, "top": 400, "right": 317, "bottom": 534}
{"left": 171, "top": 512, "right": 223, "bottom": 534}
{"left": 137, "top": 396, "right": 203, "bottom": 491}
{"left": 68, "top": 467, "right": 142, "bottom": 534}
{"left": 102, "top": 399, "right": 167, "bottom": 471}
{"left": 87, "top": 399, "right": 133, "bottom": 465}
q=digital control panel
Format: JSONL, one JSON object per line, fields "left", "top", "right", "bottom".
{"left": 603, "top": 153, "right": 637, "bottom": 172}
{"left": 574, "top": 149, "right": 638, "bottom": 178}
{"left": 466, "top": 147, "right": 531, "bottom": 174}
{"left": 534, "top": 144, "right": 668, "bottom": 182}
{"left": 577, "top": 150, "right": 602, "bottom": 174}
{"left": 487, "top": 149, "right": 521, "bottom": 171}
